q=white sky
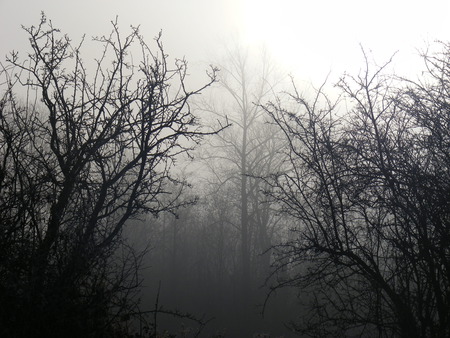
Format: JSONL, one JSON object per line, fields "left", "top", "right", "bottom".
{"left": 1, "top": 0, "right": 449, "bottom": 86}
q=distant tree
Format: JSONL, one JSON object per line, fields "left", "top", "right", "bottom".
{"left": 263, "top": 46, "right": 450, "bottom": 337}
{"left": 199, "top": 45, "right": 285, "bottom": 300}
{"left": 0, "top": 14, "right": 218, "bottom": 337}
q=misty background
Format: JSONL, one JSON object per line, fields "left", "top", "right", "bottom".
{"left": 2, "top": 0, "right": 449, "bottom": 84}
{"left": 1, "top": 1, "right": 450, "bottom": 337}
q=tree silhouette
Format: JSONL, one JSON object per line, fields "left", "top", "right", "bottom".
{"left": 0, "top": 14, "right": 218, "bottom": 337}
{"left": 263, "top": 46, "right": 450, "bottom": 337}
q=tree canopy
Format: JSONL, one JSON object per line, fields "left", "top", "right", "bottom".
{"left": 264, "top": 46, "right": 450, "bottom": 337}
{"left": 0, "top": 14, "right": 218, "bottom": 337}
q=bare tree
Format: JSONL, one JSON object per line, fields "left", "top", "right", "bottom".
{"left": 263, "top": 46, "right": 450, "bottom": 337}
{"left": 199, "top": 46, "right": 285, "bottom": 300}
{"left": 0, "top": 14, "right": 218, "bottom": 337}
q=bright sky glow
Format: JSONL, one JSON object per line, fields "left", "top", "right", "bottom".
{"left": 241, "top": 0, "right": 450, "bottom": 82}
{"left": 0, "top": 0, "right": 449, "bottom": 86}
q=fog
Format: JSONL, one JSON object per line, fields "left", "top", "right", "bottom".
{"left": 1, "top": 1, "right": 450, "bottom": 337}
{"left": 2, "top": 0, "right": 449, "bottom": 84}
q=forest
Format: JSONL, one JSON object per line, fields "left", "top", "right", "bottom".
{"left": 0, "top": 14, "right": 449, "bottom": 338}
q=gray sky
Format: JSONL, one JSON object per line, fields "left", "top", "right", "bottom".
{"left": 1, "top": 0, "right": 449, "bottom": 85}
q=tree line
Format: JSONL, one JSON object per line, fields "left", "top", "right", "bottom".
{"left": 0, "top": 15, "right": 449, "bottom": 337}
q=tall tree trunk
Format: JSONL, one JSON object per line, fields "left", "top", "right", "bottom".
{"left": 240, "top": 121, "right": 250, "bottom": 300}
